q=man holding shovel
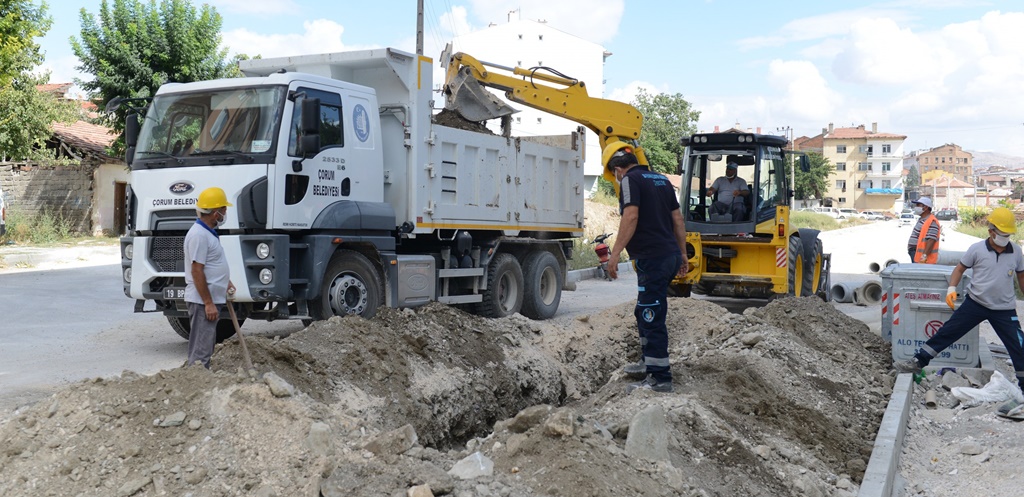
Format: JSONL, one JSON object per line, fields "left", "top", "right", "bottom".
{"left": 184, "top": 187, "right": 235, "bottom": 368}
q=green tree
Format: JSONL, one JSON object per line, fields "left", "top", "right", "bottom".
{"left": 631, "top": 89, "right": 700, "bottom": 175}
{"left": 71, "top": 0, "right": 241, "bottom": 154}
{"left": 794, "top": 151, "right": 833, "bottom": 201}
{"left": 1, "top": 1, "right": 79, "bottom": 161}
{"left": 905, "top": 165, "right": 920, "bottom": 190}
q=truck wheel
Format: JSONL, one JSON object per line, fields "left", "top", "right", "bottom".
{"left": 521, "top": 251, "right": 562, "bottom": 320}
{"left": 787, "top": 236, "right": 822, "bottom": 297}
{"left": 479, "top": 253, "right": 524, "bottom": 318}
{"left": 310, "top": 250, "right": 383, "bottom": 321}
{"left": 166, "top": 311, "right": 242, "bottom": 343}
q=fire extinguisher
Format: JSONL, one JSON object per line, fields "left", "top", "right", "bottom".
{"left": 593, "top": 233, "right": 613, "bottom": 281}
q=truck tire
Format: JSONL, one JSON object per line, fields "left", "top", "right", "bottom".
{"left": 167, "top": 311, "right": 242, "bottom": 343}
{"left": 787, "top": 235, "right": 822, "bottom": 297}
{"left": 310, "top": 250, "right": 383, "bottom": 321}
{"left": 521, "top": 251, "right": 562, "bottom": 320}
{"left": 478, "top": 253, "right": 524, "bottom": 318}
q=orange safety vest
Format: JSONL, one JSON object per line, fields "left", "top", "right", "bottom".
{"left": 915, "top": 215, "right": 940, "bottom": 264}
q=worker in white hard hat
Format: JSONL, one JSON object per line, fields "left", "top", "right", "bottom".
{"left": 184, "top": 187, "right": 236, "bottom": 368}
{"left": 907, "top": 196, "right": 940, "bottom": 264}
{"left": 895, "top": 207, "right": 1024, "bottom": 416}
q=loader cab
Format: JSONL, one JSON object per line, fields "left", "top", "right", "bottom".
{"left": 680, "top": 133, "right": 790, "bottom": 236}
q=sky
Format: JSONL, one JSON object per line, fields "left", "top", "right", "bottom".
{"left": 34, "top": 0, "right": 1024, "bottom": 157}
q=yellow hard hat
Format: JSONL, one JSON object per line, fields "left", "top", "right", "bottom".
{"left": 987, "top": 207, "right": 1016, "bottom": 234}
{"left": 197, "top": 187, "right": 233, "bottom": 209}
{"left": 602, "top": 141, "right": 635, "bottom": 171}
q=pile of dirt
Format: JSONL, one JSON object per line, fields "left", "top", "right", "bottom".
{"left": 0, "top": 297, "right": 892, "bottom": 496}
{"left": 432, "top": 109, "right": 494, "bottom": 134}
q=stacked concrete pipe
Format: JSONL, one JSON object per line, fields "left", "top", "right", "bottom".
{"left": 830, "top": 280, "right": 883, "bottom": 305}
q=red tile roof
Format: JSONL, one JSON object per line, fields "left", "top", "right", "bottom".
{"left": 826, "top": 125, "right": 906, "bottom": 140}
{"left": 51, "top": 120, "right": 117, "bottom": 159}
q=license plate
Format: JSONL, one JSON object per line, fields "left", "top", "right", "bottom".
{"left": 163, "top": 287, "right": 185, "bottom": 299}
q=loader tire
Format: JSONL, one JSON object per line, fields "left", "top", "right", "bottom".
{"left": 310, "top": 250, "right": 383, "bottom": 321}
{"left": 787, "top": 235, "right": 822, "bottom": 297}
{"left": 478, "top": 253, "right": 524, "bottom": 318}
{"left": 521, "top": 251, "right": 562, "bottom": 320}
{"left": 667, "top": 283, "right": 692, "bottom": 298}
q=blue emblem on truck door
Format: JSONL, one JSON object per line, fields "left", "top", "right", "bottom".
{"left": 170, "top": 182, "right": 194, "bottom": 194}
{"left": 353, "top": 104, "right": 370, "bottom": 142}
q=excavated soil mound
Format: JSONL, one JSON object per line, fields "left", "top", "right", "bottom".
{"left": 0, "top": 297, "right": 892, "bottom": 497}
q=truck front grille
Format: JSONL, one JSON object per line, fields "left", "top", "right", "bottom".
{"left": 150, "top": 236, "right": 185, "bottom": 272}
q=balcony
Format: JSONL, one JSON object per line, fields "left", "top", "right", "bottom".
{"left": 865, "top": 187, "right": 903, "bottom": 196}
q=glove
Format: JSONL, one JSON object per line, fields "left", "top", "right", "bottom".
{"left": 945, "top": 285, "right": 957, "bottom": 310}
{"left": 917, "top": 252, "right": 928, "bottom": 263}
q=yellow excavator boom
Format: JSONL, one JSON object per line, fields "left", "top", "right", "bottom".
{"left": 443, "top": 51, "right": 646, "bottom": 188}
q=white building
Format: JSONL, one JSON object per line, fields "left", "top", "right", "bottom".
{"left": 450, "top": 19, "right": 610, "bottom": 193}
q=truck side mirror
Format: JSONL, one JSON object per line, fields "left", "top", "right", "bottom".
{"left": 125, "top": 113, "right": 140, "bottom": 165}
{"left": 300, "top": 97, "right": 321, "bottom": 158}
{"left": 799, "top": 155, "right": 810, "bottom": 173}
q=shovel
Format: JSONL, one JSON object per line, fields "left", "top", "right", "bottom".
{"left": 226, "top": 299, "right": 254, "bottom": 373}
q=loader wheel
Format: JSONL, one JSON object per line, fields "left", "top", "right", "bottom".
{"left": 167, "top": 308, "right": 243, "bottom": 343}
{"left": 787, "top": 236, "right": 822, "bottom": 297}
{"left": 478, "top": 253, "right": 524, "bottom": 318}
{"left": 667, "top": 283, "right": 692, "bottom": 298}
{"left": 310, "top": 250, "right": 383, "bottom": 321}
{"left": 521, "top": 251, "right": 562, "bottom": 320}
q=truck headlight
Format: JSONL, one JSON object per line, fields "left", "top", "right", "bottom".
{"left": 256, "top": 242, "right": 270, "bottom": 259}
{"left": 123, "top": 267, "right": 132, "bottom": 283}
{"left": 259, "top": 268, "right": 273, "bottom": 284}
{"left": 124, "top": 243, "right": 134, "bottom": 260}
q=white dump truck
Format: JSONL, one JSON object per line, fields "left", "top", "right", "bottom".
{"left": 119, "top": 48, "right": 585, "bottom": 340}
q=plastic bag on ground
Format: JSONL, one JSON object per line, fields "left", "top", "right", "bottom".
{"left": 951, "top": 371, "right": 1024, "bottom": 408}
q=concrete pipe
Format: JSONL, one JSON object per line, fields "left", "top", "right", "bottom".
{"left": 935, "top": 250, "right": 966, "bottom": 267}
{"left": 868, "top": 262, "right": 882, "bottom": 273}
{"left": 830, "top": 282, "right": 858, "bottom": 303}
{"left": 884, "top": 259, "right": 899, "bottom": 269}
{"left": 854, "top": 281, "right": 883, "bottom": 306}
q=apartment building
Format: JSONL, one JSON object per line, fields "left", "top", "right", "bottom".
{"left": 916, "top": 144, "right": 973, "bottom": 183}
{"left": 801, "top": 123, "right": 907, "bottom": 212}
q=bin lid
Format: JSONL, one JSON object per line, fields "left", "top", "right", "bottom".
{"left": 887, "top": 263, "right": 954, "bottom": 280}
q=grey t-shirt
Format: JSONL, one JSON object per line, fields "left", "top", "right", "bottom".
{"left": 961, "top": 239, "right": 1024, "bottom": 310}
{"left": 184, "top": 221, "right": 230, "bottom": 305}
{"left": 710, "top": 175, "right": 748, "bottom": 204}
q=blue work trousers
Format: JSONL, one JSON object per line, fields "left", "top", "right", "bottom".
{"left": 916, "top": 295, "right": 1024, "bottom": 391}
{"left": 633, "top": 253, "right": 683, "bottom": 383}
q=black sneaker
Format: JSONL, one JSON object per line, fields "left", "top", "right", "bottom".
{"left": 626, "top": 375, "right": 673, "bottom": 394}
{"left": 623, "top": 360, "right": 647, "bottom": 379}
{"left": 893, "top": 358, "right": 922, "bottom": 374}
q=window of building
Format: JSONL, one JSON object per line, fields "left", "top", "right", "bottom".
{"left": 882, "top": 180, "right": 892, "bottom": 189}
{"left": 836, "top": 180, "right": 846, "bottom": 190}
{"left": 835, "top": 162, "right": 846, "bottom": 171}
{"left": 858, "top": 180, "right": 873, "bottom": 189}
{"left": 882, "top": 144, "right": 891, "bottom": 154}
{"left": 860, "top": 145, "right": 873, "bottom": 155}
{"left": 836, "top": 145, "right": 847, "bottom": 154}
{"left": 859, "top": 162, "right": 871, "bottom": 171}
{"left": 882, "top": 162, "right": 891, "bottom": 172}
{"left": 838, "top": 197, "right": 847, "bottom": 203}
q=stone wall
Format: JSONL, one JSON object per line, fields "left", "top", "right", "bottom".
{"left": 0, "top": 162, "right": 95, "bottom": 234}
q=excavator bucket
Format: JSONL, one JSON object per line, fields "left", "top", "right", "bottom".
{"left": 444, "top": 67, "right": 517, "bottom": 122}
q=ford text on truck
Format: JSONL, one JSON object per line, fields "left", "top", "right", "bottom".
{"left": 119, "top": 48, "right": 585, "bottom": 340}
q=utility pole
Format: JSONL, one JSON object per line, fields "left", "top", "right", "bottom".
{"left": 416, "top": 0, "right": 424, "bottom": 55}
{"left": 777, "top": 126, "right": 795, "bottom": 209}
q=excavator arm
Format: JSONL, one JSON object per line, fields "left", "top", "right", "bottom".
{"left": 442, "top": 51, "right": 647, "bottom": 187}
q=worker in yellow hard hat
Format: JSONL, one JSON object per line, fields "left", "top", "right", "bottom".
{"left": 895, "top": 207, "right": 1024, "bottom": 416}
{"left": 183, "top": 187, "right": 235, "bottom": 368}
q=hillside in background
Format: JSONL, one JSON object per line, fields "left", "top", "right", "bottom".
{"left": 968, "top": 150, "right": 1024, "bottom": 170}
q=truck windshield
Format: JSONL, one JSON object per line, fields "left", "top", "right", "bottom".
{"left": 135, "top": 86, "right": 286, "bottom": 166}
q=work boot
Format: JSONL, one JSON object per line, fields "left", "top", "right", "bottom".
{"left": 622, "top": 360, "right": 647, "bottom": 380}
{"left": 893, "top": 357, "right": 922, "bottom": 374}
{"left": 626, "top": 375, "right": 673, "bottom": 394}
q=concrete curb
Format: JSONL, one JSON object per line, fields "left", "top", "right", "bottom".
{"left": 565, "top": 262, "right": 634, "bottom": 285}
{"left": 859, "top": 373, "right": 914, "bottom": 497}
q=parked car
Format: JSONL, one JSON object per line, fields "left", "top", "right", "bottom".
{"left": 861, "top": 211, "right": 885, "bottom": 221}
{"left": 898, "top": 213, "right": 916, "bottom": 227}
{"left": 806, "top": 206, "right": 847, "bottom": 219}
{"left": 838, "top": 208, "right": 860, "bottom": 219}
{"left": 934, "top": 208, "right": 959, "bottom": 221}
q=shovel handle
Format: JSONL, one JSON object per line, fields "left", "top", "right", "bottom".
{"left": 227, "top": 303, "right": 254, "bottom": 372}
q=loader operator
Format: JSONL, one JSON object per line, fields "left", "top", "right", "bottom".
{"left": 603, "top": 143, "right": 688, "bottom": 394}
{"left": 184, "top": 187, "right": 235, "bottom": 368}
{"left": 706, "top": 162, "right": 749, "bottom": 221}
{"left": 907, "top": 197, "right": 940, "bottom": 263}
{"left": 895, "top": 207, "right": 1024, "bottom": 416}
